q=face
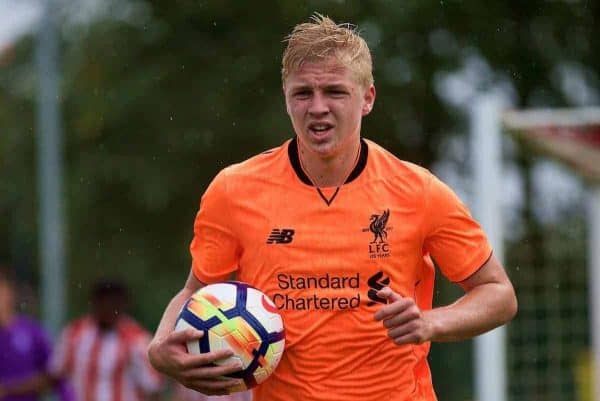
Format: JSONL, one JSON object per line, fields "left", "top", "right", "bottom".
{"left": 93, "top": 294, "right": 126, "bottom": 329}
{"left": 284, "top": 59, "right": 375, "bottom": 160}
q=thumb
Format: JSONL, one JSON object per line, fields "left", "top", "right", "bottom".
{"left": 376, "top": 286, "right": 402, "bottom": 303}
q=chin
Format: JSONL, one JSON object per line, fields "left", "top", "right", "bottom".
{"left": 297, "top": 135, "right": 333, "bottom": 153}
{"left": 308, "top": 142, "right": 339, "bottom": 159}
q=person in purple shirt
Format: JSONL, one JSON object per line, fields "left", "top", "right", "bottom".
{"left": 0, "top": 265, "right": 71, "bottom": 401}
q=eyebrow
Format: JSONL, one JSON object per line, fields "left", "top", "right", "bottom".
{"left": 289, "top": 83, "right": 349, "bottom": 91}
{"left": 324, "top": 84, "right": 349, "bottom": 91}
{"left": 289, "top": 84, "right": 312, "bottom": 92}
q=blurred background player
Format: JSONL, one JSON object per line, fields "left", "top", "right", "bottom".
{"left": 49, "top": 279, "right": 163, "bottom": 401}
{"left": 0, "top": 264, "right": 72, "bottom": 401}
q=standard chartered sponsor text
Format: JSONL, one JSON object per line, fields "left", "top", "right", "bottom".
{"left": 274, "top": 273, "right": 362, "bottom": 310}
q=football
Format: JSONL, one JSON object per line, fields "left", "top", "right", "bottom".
{"left": 175, "top": 281, "right": 285, "bottom": 392}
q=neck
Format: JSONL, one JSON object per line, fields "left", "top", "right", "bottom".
{"left": 298, "top": 138, "right": 361, "bottom": 187}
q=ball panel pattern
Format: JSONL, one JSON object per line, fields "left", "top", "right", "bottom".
{"left": 175, "top": 281, "right": 285, "bottom": 392}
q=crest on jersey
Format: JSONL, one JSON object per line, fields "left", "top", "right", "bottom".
{"left": 362, "top": 209, "right": 392, "bottom": 259}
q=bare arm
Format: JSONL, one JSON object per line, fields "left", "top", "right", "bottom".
{"left": 151, "top": 270, "right": 203, "bottom": 343}
{"left": 374, "top": 254, "right": 517, "bottom": 344}
{"left": 0, "top": 373, "right": 55, "bottom": 397}
{"left": 147, "top": 270, "right": 243, "bottom": 395}
{"left": 428, "top": 254, "right": 517, "bottom": 341}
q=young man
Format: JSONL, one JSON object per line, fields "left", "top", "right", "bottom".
{"left": 148, "top": 15, "right": 518, "bottom": 401}
{"left": 49, "top": 280, "right": 163, "bottom": 401}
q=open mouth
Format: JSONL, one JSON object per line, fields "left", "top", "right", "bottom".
{"left": 308, "top": 123, "right": 334, "bottom": 138}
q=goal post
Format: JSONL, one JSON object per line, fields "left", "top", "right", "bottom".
{"left": 470, "top": 92, "right": 508, "bottom": 401}
{"left": 503, "top": 107, "right": 600, "bottom": 182}
{"left": 502, "top": 106, "right": 600, "bottom": 401}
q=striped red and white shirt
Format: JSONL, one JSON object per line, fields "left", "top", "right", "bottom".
{"left": 49, "top": 315, "right": 163, "bottom": 401}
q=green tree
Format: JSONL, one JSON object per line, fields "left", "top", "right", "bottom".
{"left": 1, "top": 1, "right": 598, "bottom": 400}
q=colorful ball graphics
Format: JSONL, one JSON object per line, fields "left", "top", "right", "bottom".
{"left": 175, "top": 281, "right": 285, "bottom": 392}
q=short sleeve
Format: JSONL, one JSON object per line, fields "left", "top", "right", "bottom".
{"left": 190, "top": 169, "right": 242, "bottom": 283}
{"left": 422, "top": 174, "right": 492, "bottom": 282}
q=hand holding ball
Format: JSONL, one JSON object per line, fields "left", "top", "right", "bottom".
{"left": 175, "top": 282, "right": 285, "bottom": 393}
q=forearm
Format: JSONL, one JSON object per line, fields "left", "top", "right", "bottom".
{"left": 146, "top": 273, "right": 241, "bottom": 393}
{"left": 425, "top": 281, "right": 517, "bottom": 342}
{"left": 152, "top": 287, "right": 196, "bottom": 342}
{"left": 2, "top": 373, "right": 53, "bottom": 397}
{"left": 148, "top": 287, "right": 194, "bottom": 373}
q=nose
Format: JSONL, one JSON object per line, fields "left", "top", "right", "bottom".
{"left": 308, "top": 92, "right": 329, "bottom": 117}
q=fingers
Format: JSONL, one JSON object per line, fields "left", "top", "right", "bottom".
{"left": 389, "top": 331, "right": 426, "bottom": 346}
{"left": 169, "top": 328, "right": 204, "bottom": 343}
{"left": 386, "top": 316, "right": 430, "bottom": 345}
{"left": 177, "top": 355, "right": 245, "bottom": 395}
{"left": 180, "top": 349, "right": 236, "bottom": 369}
{"left": 380, "top": 307, "right": 421, "bottom": 329}
{"left": 387, "top": 320, "right": 421, "bottom": 341}
{"left": 372, "top": 287, "right": 430, "bottom": 345}
{"left": 373, "top": 287, "right": 411, "bottom": 321}
{"left": 181, "top": 376, "right": 243, "bottom": 395}
{"left": 152, "top": 328, "right": 247, "bottom": 395}
{"left": 180, "top": 363, "right": 243, "bottom": 383}
{"left": 376, "top": 287, "right": 403, "bottom": 303}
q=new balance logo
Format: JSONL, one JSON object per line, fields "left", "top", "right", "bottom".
{"left": 266, "top": 229, "right": 295, "bottom": 244}
{"left": 367, "top": 271, "right": 390, "bottom": 306}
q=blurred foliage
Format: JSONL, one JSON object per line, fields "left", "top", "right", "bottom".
{"left": 1, "top": 0, "right": 599, "bottom": 400}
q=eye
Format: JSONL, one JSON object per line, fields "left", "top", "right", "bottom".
{"left": 293, "top": 90, "right": 311, "bottom": 99}
{"left": 328, "top": 89, "right": 348, "bottom": 98}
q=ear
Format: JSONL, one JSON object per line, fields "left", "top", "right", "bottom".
{"left": 362, "top": 84, "right": 376, "bottom": 116}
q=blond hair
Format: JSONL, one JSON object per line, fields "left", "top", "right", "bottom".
{"left": 281, "top": 14, "right": 373, "bottom": 88}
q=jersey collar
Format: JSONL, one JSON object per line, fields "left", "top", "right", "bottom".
{"left": 287, "top": 137, "right": 369, "bottom": 186}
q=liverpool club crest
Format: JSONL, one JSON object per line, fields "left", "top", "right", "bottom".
{"left": 362, "top": 209, "right": 392, "bottom": 259}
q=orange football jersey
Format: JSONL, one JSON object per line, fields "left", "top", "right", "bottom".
{"left": 190, "top": 138, "right": 492, "bottom": 401}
